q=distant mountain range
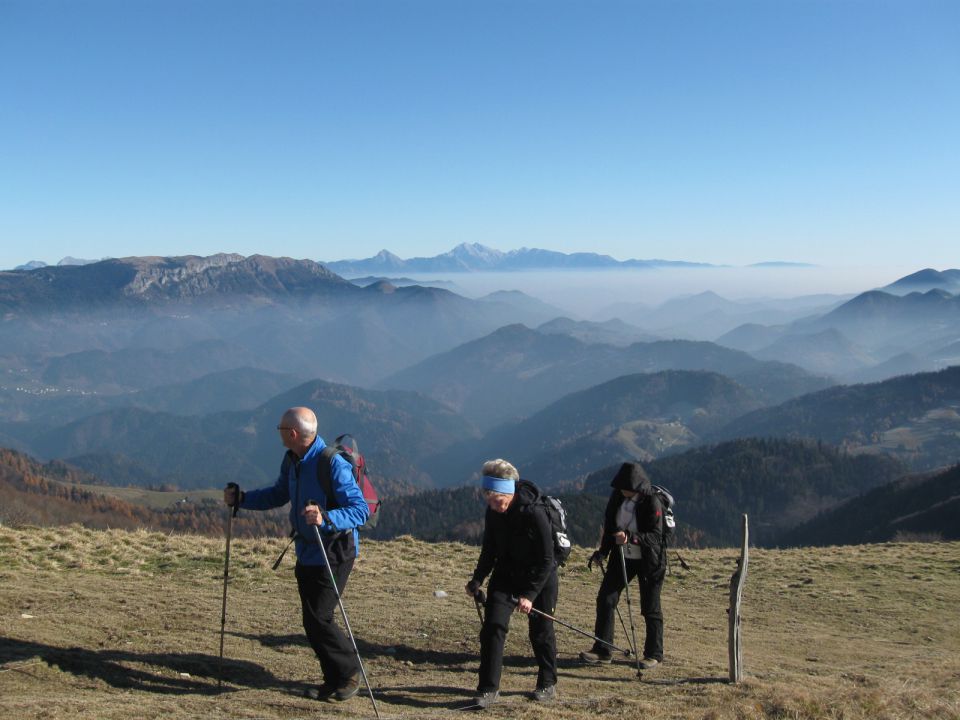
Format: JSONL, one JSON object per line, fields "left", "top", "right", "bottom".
{"left": 13, "top": 257, "right": 103, "bottom": 271}
{"left": 0, "top": 253, "right": 356, "bottom": 312}
{"left": 0, "top": 254, "right": 569, "bottom": 387}
{"left": 716, "top": 275, "right": 960, "bottom": 383}
{"left": 379, "top": 323, "right": 831, "bottom": 431}
{"left": 536, "top": 317, "right": 662, "bottom": 346}
{"left": 881, "top": 268, "right": 960, "bottom": 295}
{"left": 323, "top": 243, "right": 716, "bottom": 275}
{"left": 426, "top": 370, "right": 763, "bottom": 488}
{"left": 0, "top": 378, "right": 480, "bottom": 491}
{"left": 0, "top": 367, "right": 304, "bottom": 426}
{"left": 7, "top": 253, "right": 954, "bottom": 386}
{"left": 4, "top": 350, "right": 953, "bottom": 496}
{"left": 597, "top": 290, "right": 849, "bottom": 341}
{"left": 2, "top": 252, "right": 958, "bottom": 526}
{"left": 348, "top": 275, "right": 464, "bottom": 293}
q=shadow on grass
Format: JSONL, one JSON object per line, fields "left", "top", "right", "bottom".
{"left": 643, "top": 676, "right": 730, "bottom": 686}
{"left": 558, "top": 663, "right": 730, "bottom": 686}
{"left": 230, "top": 631, "right": 305, "bottom": 649}
{"left": 231, "top": 631, "right": 555, "bottom": 709}
{"left": 0, "top": 634, "right": 729, "bottom": 710}
{"left": 375, "top": 684, "right": 535, "bottom": 711}
{"left": 557, "top": 656, "right": 730, "bottom": 686}
{"left": 236, "top": 631, "right": 480, "bottom": 668}
{"left": 0, "top": 637, "right": 290, "bottom": 695}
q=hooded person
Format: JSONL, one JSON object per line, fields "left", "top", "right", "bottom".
{"left": 463, "top": 459, "right": 559, "bottom": 708}
{"left": 579, "top": 461, "right": 667, "bottom": 669}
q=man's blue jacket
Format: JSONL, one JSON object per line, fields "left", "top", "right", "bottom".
{"left": 242, "top": 436, "right": 369, "bottom": 566}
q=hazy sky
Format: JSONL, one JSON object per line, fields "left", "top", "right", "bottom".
{"left": 1, "top": 0, "right": 958, "bottom": 273}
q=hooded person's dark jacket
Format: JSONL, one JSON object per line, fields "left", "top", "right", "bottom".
{"left": 598, "top": 462, "right": 666, "bottom": 581}
{"left": 470, "top": 479, "right": 555, "bottom": 601}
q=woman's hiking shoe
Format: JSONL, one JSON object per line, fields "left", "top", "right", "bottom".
{"left": 532, "top": 684, "right": 556, "bottom": 702}
{"left": 332, "top": 674, "right": 360, "bottom": 701}
{"left": 303, "top": 683, "right": 336, "bottom": 700}
{"left": 639, "top": 657, "right": 660, "bottom": 669}
{"left": 471, "top": 689, "right": 499, "bottom": 709}
{"left": 578, "top": 650, "right": 612, "bottom": 665}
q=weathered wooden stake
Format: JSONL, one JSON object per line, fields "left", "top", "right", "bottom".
{"left": 727, "top": 513, "right": 749, "bottom": 683}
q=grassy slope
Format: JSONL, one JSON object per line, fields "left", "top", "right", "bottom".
{"left": 1, "top": 525, "right": 958, "bottom": 720}
{"left": 67, "top": 483, "right": 223, "bottom": 510}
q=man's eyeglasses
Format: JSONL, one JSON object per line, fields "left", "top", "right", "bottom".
{"left": 276, "top": 425, "right": 294, "bottom": 431}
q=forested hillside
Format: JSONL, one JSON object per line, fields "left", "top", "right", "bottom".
{"left": 4, "top": 379, "right": 478, "bottom": 491}
{"left": 713, "top": 366, "right": 960, "bottom": 470}
{"left": 0, "top": 449, "right": 287, "bottom": 538}
{"left": 777, "top": 463, "right": 960, "bottom": 546}
{"left": 426, "top": 370, "right": 762, "bottom": 488}
{"left": 379, "top": 324, "right": 830, "bottom": 430}
{"left": 4, "top": 437, "right": 950, "bottom": 551}
{"left": 583, "top": 438, "right": 907, "bottom": 546}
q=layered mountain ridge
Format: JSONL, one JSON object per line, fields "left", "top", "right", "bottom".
{"left": 1, "top": 254, "right": 356, "bottom": 313}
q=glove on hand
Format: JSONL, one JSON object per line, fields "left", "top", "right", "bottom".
{"left": 587, "top": 550, "right": 604, "bottom": 571}
{"left": 466, "top": 580, "right": 481, "bottom": 597}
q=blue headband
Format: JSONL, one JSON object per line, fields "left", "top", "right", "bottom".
{"left": 482, "top": 475, "right": 516, "bottom": 494}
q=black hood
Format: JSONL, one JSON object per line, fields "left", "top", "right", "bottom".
{"left": 610, "top": 462, "right": 652, "bottom": 493}
{"left": 515, "top": 478, "right": 542, "bottom": 506}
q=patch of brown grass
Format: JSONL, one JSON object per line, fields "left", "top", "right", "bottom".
{"left": 1, "top": 524, "right": 958, "bottom": 719}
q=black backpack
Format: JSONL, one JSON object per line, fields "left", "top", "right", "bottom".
{"left": 317, "top": 434, "right": 381, "bottom": 531}
{"left": 652, "top": 484, "right": 675, "bottom": 545}
{"left": 539, "top": 495, "right": 572, "bottom": 566}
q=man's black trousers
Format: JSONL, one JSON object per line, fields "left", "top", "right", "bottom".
{"left": 593, "top": 552, "right": 664, "bottom": 661}
{"left": 295, "top": 558, "right": 358, "bottom": 685}
{"left": 477, "top": 571, "right": 558, "bottom": 692}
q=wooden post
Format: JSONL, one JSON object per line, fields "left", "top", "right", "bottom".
{"left": 728, "top": 513, "right": 749, "bottom": 683}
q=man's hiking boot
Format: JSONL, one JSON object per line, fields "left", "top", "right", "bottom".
{"left": 470, "top": 689, "right": 499, "bottom": 709}
{"left": 578, "top": 650, "right": 612, "bottom": 665}
{"left": 639, "top": 657, "right": 660, "bottom": 670}
{"left": 332, "top": 674, "right": 360, "bottom": 701}
{"left": 532, "top": 684, "right": 556, "bottom": 702}
{"left": 303, "top": 682, "right": 336, "bottom": 700}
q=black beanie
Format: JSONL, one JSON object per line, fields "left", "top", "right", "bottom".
{"left": 610, "top": 462, "right": 650, "bottom": 491}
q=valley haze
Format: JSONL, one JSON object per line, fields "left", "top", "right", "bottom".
{"left": 1, "top": 251, "right": 958, "bottom": 527}
{"left": 11, "top": 246, "right": 916, "bottom": 317}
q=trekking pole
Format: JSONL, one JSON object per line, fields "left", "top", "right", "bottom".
{"left": 619, "top": 545, "right": 643, "bottom": 677}
{"left": 218, "top": 482, "right": 240, "bottom": 691}
{"left": 271, "top": 529, "right": 297, "bottom": 571}
{"left": 597, "top": 558, "right": 637, "bottom": 657}
{"left": 305, "top": 501, "right": 381, "bottom": 720}
{"left": 509, "top": 596, "right": 632, "bottom": 657}
{"left": 473, "top": 589, "right": 485, "bottom": 625}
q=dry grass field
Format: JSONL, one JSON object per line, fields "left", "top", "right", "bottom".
{"left": 1, "top": 523, "right": 958, "bottom": 720}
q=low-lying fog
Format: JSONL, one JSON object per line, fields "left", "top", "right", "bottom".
{"left": 406, "top": 264, "right": 914, "bottom": 318}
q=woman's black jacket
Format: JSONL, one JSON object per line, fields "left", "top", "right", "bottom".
{"left": 470, "top": 479, "right": 555, "bottom": 601}
{"left": 598, "top": 482, "right": 666, "bottom": 582}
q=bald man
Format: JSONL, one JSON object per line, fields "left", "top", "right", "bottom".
{"left": 224, "top": 406, "right": 369, "bottom": 702}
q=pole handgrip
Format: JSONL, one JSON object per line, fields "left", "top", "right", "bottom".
{"left": 226, "top": 482, "right": 240, "bottom": 517}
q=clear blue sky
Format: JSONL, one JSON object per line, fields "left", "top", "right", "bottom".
{"left": 1, "top": 0, "right": 957, "bottom": 271}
